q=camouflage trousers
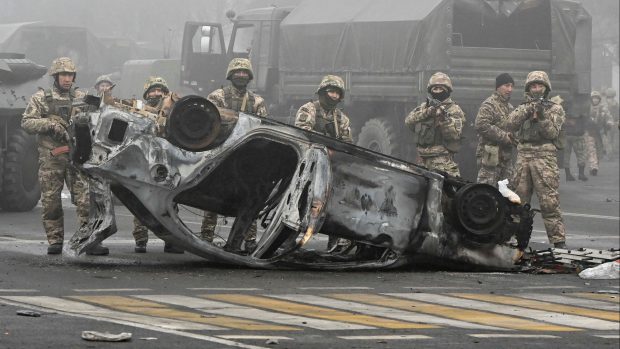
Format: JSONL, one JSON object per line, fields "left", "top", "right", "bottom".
{"left": 39, "top": 152, "right": 89, "bottom": 245}
{"left": 585, "top": 133, "right": 602, "bottom": 170}
{"left": 512, "top": 151, "right": 566, "bottom": 244}
{"left": 476, "top": 157, "right": 513, "bottom": 188}
{"left": 604, "top": 127, "right": 618, "bottom": 158}
{"left": 419, "top": 154, "right": 460, "bottom": 177}
{"left": 563, "top": 135, "right": 587, "bottom": 168}
{"left": 201, "top": 211, "right": 257, "bottom": 243}
{"left": 132, "top": 217, "right": 149, "bottom": 243}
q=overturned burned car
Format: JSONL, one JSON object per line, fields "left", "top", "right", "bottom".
{"left": 68, "top": 95, "right": 534, "bottom": 270}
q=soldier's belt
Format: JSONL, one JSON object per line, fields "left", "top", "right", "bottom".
{"left": 51, "top": 145, "right": 70, "bottom": 156}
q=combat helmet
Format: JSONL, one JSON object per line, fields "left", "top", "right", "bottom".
{"left": 525, "top": 71, "right": 552, "bottom": 92}
{"left": 606, "top": 88, "right": 616, "bottom": 98}
{"left": 591, "top": 90, "right": 602, "bottom": 99}
{"left": 48, "top": 57, "right": 77, "bottom": 76}
{"left": 427, "top": 72, "right": 453, "bottom": 93}
{"left": 142, "top": 76, "right": 169, "bottom": 99}
{"left": 316, "top": 75, "right": 345, "bottom": 100}
{"left": 226, "top": 58, "right": 254, "bottom": 80}
{"left": 94, "top": 75, "right": 113, "bottom": 89}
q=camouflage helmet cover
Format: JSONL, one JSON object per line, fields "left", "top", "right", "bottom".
{"left": 143, "top": 76, "right": 169, "bottom": 99}
{"left": 226, "top": 58, "right": 254, "bottom": 80}
{"left": 549, "top": 95, "right": 563, "bottom": 105}
{"left": 48, "top": 57, "right": 77, "bottom": 76}
{"left": 316, "top": 75, "right": 345, "bottom": 99}
{"left": 605, "top": 88, "right": 616, "bottom": 98}
{"left": 94, "top": 74, "right": 114, "bottom": 88}
{"left": 427, "top": 72, "right": 453, "bottom": 93}
{"left": 590, "top": 90, "right": 602, "bottom": 99}
{"left": 525, "top": 70, "right": 552, "bottom": 92}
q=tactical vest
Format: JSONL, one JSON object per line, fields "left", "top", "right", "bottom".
{"left": 312, "top": 100, "right": 345, "bottom": 140}
{"left": 517, "top": 106, "right": 564, "bottom": 149}
{"left": 223, "top": 86, "right": 256, "bottom": 114}
{"left": 414, "top": 117, "right": 442, "bottom": 148}
{"left": 43, "top": 88, "right": 76, "bottom": 123}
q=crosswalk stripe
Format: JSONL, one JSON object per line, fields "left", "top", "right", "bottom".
{"left": 469, "top": 334, "right": 560, "bottom": 339}
{"left": 328, "top": 293, "right": 571, "bottom": 331}
{"left": 569, "top": 293, "right": 620, "bottom": 304}
{"left": 451, "top": 293, "right": 620, "bottom": 322}
{"left": 338, "top": 335, "right": 431, "bottom": 340}
{"left": 70, "top": 295, "right": 298, "bottom": 331}
{"left": 514, "top": 293, "right": 620, "bottom": 312}
{"left": 0, "top": 296, "right": 223, "bottom": 330}
{"left": 270, "top": 294, "right": 500, "bottom": 330}
{"left": 204, "top": 294, "right": 436, "bottom": 329}
{"left": 389, "top": 293, "right": 616, "bottom": 331}
{"left": 137, "top": 295, "right": 374, "bottom": 330}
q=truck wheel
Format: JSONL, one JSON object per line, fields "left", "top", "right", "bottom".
{"left": 356, "top": 118, "right": 398, "bottom": 157}
{"left": 1, "top": 129, "right": 40, "bottom": 211}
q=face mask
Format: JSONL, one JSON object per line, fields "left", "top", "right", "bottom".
{"left": 430, "top": 90, "right": 450, "bottom": 101}
{"left": 231, "top": 76, "right": 250, "bottom": 89}
{"left": 319, "top": 93, "right": 340, "bottom": 110}
{"left": 146, "top": 96, "right": 162, "bottom": 107}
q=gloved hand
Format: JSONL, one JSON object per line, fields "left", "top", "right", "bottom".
{"left": 48, "top": 122, "right": 68, "bottom": 141}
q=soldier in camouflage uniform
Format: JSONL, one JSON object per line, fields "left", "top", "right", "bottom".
{"left": 586, "top": 91, "right": 613, "bottom": 175}
{"left": 295, "top": 75, "right": 353, "bottom": 252}
{"left": 506, "top": 71, "right": 567, "bottom": 248}
{"left": 202, "top": 59, "right": 267, "bottom": 252}
{"left": 604, "top": 88, "right": 619, "bottom": 159}
{"left": 559, "top": 96, "right": 589, "bottom": 181}
{"left": 405, "top": 72, "right": 465, "bottom": 177}
{"left": 94, "top": 75, "right": 114, "bottom": 94}
{"left": 475, "top": 73, "right": 516, "bottom": 187}
{"left": 21, "top": 57, "right": 109, "bottom": 255}
{"left": 132, "top": 76, "right": 184, "bottom": 254}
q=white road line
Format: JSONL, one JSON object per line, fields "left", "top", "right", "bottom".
{"left": 0, "top": 297, "right": 269, "bottom": 349}
{"left": 0, "top": 289, "right": 39, "bottom": 293}
{"left": 270, "top": 294, "right": 505, "bottom": 330}
{"left": 217, "top": 336, "right": 293, "bottom": 340}
{"left": 469, "top": 334, "right": 560, "bottom": 339}
{"left": 187, "top": 288, "right": 263, "bottom": 291}
{"left": 338, "top": 335, "right": 431, "bottom": 340}
{"left": 73, "top": 288, "right": 152, "bottom": 292}
{"left": 137, "top": 295, "right": 374, "bottom": 331}
{"left": 0, "top": 296, "right": 224, "bottom": 331}
{"left": 593, "top": 335, "right": 620, "bottom": 339}
{"left": 403, "top": 287, "right": 475, "bottom": 290}
{"left": 297, "top": 287, "right": 373, "bottom": 290}
{"left": 514, "top": 293, "right": 620, "bottom": 311}
{"left": 521, "top": 286, "right": 580, "bottom": 290}
{"left": 388, "top": 293, "right": 619, "bottom": 331}
{"left": 563, "top": 212, "right": 620, "bottom": 221}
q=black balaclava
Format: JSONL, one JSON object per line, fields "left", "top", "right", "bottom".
{"left": 318, "top": 89, "right": 341, "bottom": 110}
{"left": 430, "top": 87, "right": 450, "bottom": 101}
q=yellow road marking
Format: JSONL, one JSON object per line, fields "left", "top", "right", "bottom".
{"left": 569, "top": 293, "right": 620, "bottom": 304}
{"left": 328, "top": 293, "right": 576, "bottom": 332}
{"left": 203, "top": 294, "right": 437, "bottom": 329}
{"left": 449, "top": 294, "right": 619, "bottom": 322}
{"left": 69, "top": 296, "right": 298, "bottom": 331}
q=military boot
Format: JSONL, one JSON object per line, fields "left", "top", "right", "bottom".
{"left": 134, "top": 241, "right": 147, "bottom": 253}
{"left": 244, "top": 239, "right": 258, "bottom": 253}
{"left": 564, "top": 168, "right": 575, "bottom": 181}
{"left": 553, "top": 241, "right": 567, "bottom": 249}
{"left": 47, "top": 243, "right": 63, "bottom": 255}
{"left": 590, "top": 168, "right": 598, "bottom": 176}
{"left": 578, "top": 165, "right": 588, "bottom": 181}
{"left": 164, "top": 242, "right": 184, "bottom": 254}
{"left": 86, "top": 243, "right": 110, "bottom": 256}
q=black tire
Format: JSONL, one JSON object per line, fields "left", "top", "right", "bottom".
{"left": 356, "top": 118, "right": 399, "bottom": 157}
{"left": 1, "top": 129, "right": 40, "bottom": 211}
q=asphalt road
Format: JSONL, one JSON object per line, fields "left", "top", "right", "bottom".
{"left": 0, "top": 159, "right": 618, "bottom": 349}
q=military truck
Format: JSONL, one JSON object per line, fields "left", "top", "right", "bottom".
{"left": 0, "top": 53, "right": 46, "bottom": 211}
{"left": 180, "top": 0, "right": 592, "bottom": 180}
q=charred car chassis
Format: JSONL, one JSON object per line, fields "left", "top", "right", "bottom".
{"left": 67, "top": 96, "right": 534, "bottom": 270}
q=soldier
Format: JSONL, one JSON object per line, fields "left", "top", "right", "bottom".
{"left": 586, "top": 91, "right": 613, "bottom": 175}
{"left": 295, "top": 74, "right": 353, "bottom": 252}
{"left": 506, "top": 71, "right": 567, "bottom": 248}
{"left": 21, "top": 57, "right": 109, "bottom": 255}
{"left": 202, "top": 58, "right": 267, "bottom": 252}
{"left": 94, "top": 75, "right": 114, "bottom": 94}
{"left": 604, "top": 88, "right": 619, "bottom": 159}
{"left": 132, "top": 76, "right": 184, "bottom": 254}
{"left": 475, "top": 73, "right": 516, "bottom": 187}
{"left": 559, "top": 96, "right": 589, "bottom": 181}
{"left": 405, "top": 72, "right": 465, "bottom": 177}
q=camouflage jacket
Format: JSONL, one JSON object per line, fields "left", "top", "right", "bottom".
{"left": 405, "top": 97, "right": 465, "bottom": 157}
{"left": 475, "top": 92, "right": 514, "bottom": 149}
{"left": 21, "top": 86, "right": 85, "bottom": 153}
{"left": 606, "top": 99, "right": 619, "bottom": 123}
{"left": 207, "top": 85, "right": 267, "bottom": 117}
{"left": 589, "top": 103, "right": 613, "bottom": 132}
{"left": 295, "top": 101, "right": 353, "bottom": 143}
{"left": 506, "top": 94, "right": 565, "bottom": 153}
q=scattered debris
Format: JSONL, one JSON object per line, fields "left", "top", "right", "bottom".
{"left": 520, "top": 248, "right": 620, "bottom": 274}
{"left": 266, "top": 338, "right": 279, "bottom": 345}
{"left": 16, "top": 310, "right": 40, "bottom": 317}
{"left": 579, "top": 260, "right": 620, "bottom": 280}
{"left": 81, "top": 331, "right": 132, "bottom": 342}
